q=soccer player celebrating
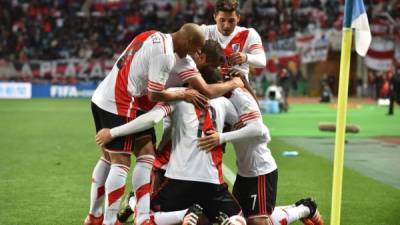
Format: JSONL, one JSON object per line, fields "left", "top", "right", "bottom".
{"left": 86, "top": 23, "right": 208, "bottom": 225}
{"left": 97, "top": 40, "right": 240, "bottom": 224}
{"left": 201, "top": 0, "right": 266, "bottom": 80}
{"left": 96, "top": 91, "right": 246, "bottom": 225}
{"left": 165, "top": 39, "right": 244, "bottom": 96}
{"left": 198, "top": 75, "right": 324, "bottom": 225}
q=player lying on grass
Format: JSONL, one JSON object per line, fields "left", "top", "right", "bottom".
{"left": 198, "top": 75, "right": 324, "bottom": 225}
{"left": 96, "top": 75, "right": 247, "bottom": 224}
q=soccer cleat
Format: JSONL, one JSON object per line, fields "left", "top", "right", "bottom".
{"left": 83, "top": 214, "right": 103, "bottom": 225}
{"left": 295, "top": 198, "right": 324, "bottom": 225}
{"left": 182, "top": 204, "right": 203, "bottom": 225}
{"left": 217, "top": 212, "right": 233, "bottom": 225}
{"left": 117, "top": 191, "right": 135, "bottom": 223}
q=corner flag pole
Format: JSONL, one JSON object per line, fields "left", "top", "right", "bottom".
{"left": 330, "top": 0, "right": 353, "bottom": 224}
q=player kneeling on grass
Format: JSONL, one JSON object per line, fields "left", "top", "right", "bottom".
{"left": 86, "top": 23, "right": 209, "bottom": 225}
{"left": 198, "top": 73, "right": 324, "bottom": 225}
{"left": 96, "top": 95, "right": 246, "bottom": 223}
{"left": 95, "top": 59, "right": 248, "bottom": 225}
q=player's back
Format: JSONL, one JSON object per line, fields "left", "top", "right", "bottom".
{"left": 165, "top": 97, "right": 236, "bottom": 184}
{"left": 92, "top": 31, "right": 175, "bottom": 117}
{"left": 229, "top": 88, "right": 277, "bottom": 177}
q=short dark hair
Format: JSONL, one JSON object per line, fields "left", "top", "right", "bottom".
{"left": 215, "top": 0, "right": 239, "bottom": 13}
{"left": 201, "top": 40, "right": 226, "bottom": 65}
{"left": 199, "top": 67, "right": 223, "bottom": 84}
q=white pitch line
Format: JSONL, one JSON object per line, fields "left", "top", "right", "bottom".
{"left": 222, "top": 163, "right": 236, "bottom": 185}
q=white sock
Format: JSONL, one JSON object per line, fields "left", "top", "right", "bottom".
{"left": 152, "top": 209, "right": 187, "bottom": 225}
{"left": 103, "top": 164, "right": 129, "bottom": 225}
{"left": 89, "top": 158, "right": 110, "bottom": 217}
{"left": 227, "top": 215, "right": 247, "bottom": 225}
{"left": 133, "top": 155, "right": 155, "bottom": 225}
{"left": 269, "top": 205, "right": 310, "bottom": 224}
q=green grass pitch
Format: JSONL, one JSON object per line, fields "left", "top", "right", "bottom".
{"left": 0, "top": 99, "right": 399, "bottom": 225}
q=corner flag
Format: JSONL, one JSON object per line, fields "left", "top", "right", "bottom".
{"left": 331, "top": 1, "right": 371, "bottom": 225}
{"left": 345, "top": 0, "right": 372, "bottom": 56}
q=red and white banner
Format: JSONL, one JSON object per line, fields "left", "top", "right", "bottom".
{"left": 264, "top": 37, "right": 300, "bottom": 72}
{"left": 0, "top": 59, "right": 114, "bottom": 79}
{"left": 370, "top": 18, "right": 392, "bottom": 37}
{"left": 296, "top": 30, "right": 330, "bottom": 63}
{"left": 395, "top": 36, "right": 400, "bottom": 67}
{"left": 329, "top": 28, "right": 342, "bottom": 51}
{"left": 365, "top": 38, "right": 394, "bottom": 71}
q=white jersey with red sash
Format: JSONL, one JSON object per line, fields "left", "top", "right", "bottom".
{"left": 165, "top": 55, "right": 201, "bottom": 88}
{"left": 156, "top": 97, "right": 238, "bottom": 184}
{"left": 92, "top": 31, "right": 175, "bottom": 118}
{"left": 201, "top": 24, "right": 264, "bottom": 79}
{"left": 228, "top": 88, "right": 277, "bottom": 177}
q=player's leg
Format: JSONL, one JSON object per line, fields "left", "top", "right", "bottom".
{"left": 132, "top": 133, "right": 156, "bottom": 225}
{"left": 117, "top": 167, "right": 166, "bottom": 223}
{"left": 151, "top": 204, "right": 204, "bottom": 225}
{"left": 232, "top": 170, "right": 278, "bottom": 225}
{"left": 103, "top": 151, "right": 131, "bottom": 225}
{"left": 85, "top": 149, "right": 111, "bottom": 225}
{"left": 91, "top": 103, "right": 134, "bottom": 225}
{"left": 85, "top": 103, "right": 112, "bottom": 225}
{"left": 295, "top": 198, "right": 324, "bottom": 225}
{"left": 268, "top": 205, "right": 308, "bottom": 225}
{"left": 268, "top": 198, "right": 324, "bottom": 225}
{"left": 202, "top": 183, "right": 246, "bottom": 225}
{"left": 150, "top": 179, "right": 202, "bottom": 225}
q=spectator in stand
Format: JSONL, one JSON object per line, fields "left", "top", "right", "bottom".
{"left": 265, "top": 80, "right": 285, "bottom": 113}
{"left": 1, "top": 0, "right": 399, "bottom": 88}
{"left": 278, "top": 68, "right": 290, "bottom": 112}
{"left": 320, "top": 84, "right": 333, "bottom": 103}
{"left": 388, "top": 66, "right": 400, "bottom": 115}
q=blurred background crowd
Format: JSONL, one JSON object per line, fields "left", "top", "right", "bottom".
{"left": 0, "top": 0, "right": 399, "bottom": 100}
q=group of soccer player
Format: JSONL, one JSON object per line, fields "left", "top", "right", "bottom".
{"left": 84, "top": 1, "right": 325, "bottom": 225}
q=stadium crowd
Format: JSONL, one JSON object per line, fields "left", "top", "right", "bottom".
{"left": 0, "top": 0, "right": 399, "bottom": 101}
{"left": 1, "top": 0, "right": 399, "bottom": 61}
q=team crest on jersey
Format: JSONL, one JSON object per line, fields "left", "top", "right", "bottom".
{"left": 232, "top": 43, "right": 241, "bottom": 52}
{"left": 151, "top": 35, "right": 161, "bottom": 44}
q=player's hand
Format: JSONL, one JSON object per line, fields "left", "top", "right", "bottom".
{"left": 198, "top": 130, "right": 220, "bottom": 152}
{"left": 95, "top": 128, "right": 113, "bottom": 147}
{"left": 227, "top": 52, "right": 247, "bottom": 65}
{"left": 231, "top": 76, "right": 244, "bottom": 88}
{"left": 183, "top": 88, "right": 208, "bottom": 108}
